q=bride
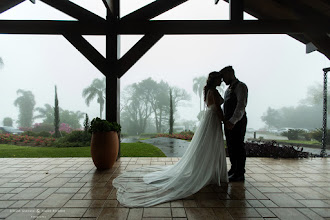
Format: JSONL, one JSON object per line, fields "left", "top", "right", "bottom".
{"left": 113, "top": 71, "right": 228, "bottom": 207}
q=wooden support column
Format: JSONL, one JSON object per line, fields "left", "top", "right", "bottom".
{"left": 105, "top": 0, "right": 121, "bottom": 157}
{"left": 230, "top": 0, "right": 244, "bottom": 22}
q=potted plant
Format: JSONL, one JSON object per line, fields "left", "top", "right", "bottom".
{"left": 90, "top": 117, "right": 121, "bottom": 170}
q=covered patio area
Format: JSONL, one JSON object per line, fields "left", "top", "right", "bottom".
{"left": 0, "top": 157, "right": 329, "bottom": 220}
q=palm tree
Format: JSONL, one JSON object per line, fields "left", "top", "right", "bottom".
{"left": 82, "top": 78, "right": 106, "bottom": 118}
{"left": 34, "top": 104, "right": 54, "bottom": 124}
{"left": 14, "top": 89, "right": 36, "bottom": 127}
{"left": 192, "top": 76, "right": 207, "bottom": 112}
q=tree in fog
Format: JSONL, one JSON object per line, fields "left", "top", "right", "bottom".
{"left": 14, "top": 89, "right": 36, "bottom": 128}
{"left": 193, "top": 76, "right": 207, "bottom": 112}
{"left": 169, "top": 88, "right": 174, "bottom": 134}
{"left": 149, "top": 80, "right": 170, "bottom": 133}
{"left": 60, "top": 110, "right": 84, "bottom": 129}
{"left": 121, "top": 79, "right": 154, "bottom": 135}
{"left": 0, "top": 57, "right": 4, "bottom": 69}
{"left": 54, "top": 86, "right": 60, "bottom": 138}
{"left": 171, "top": 86, "right": 191, "bottom": 115}
{"left": 121, "top": 78, "right": 191, "bottom": 135}
{"left": 82, "top": 78, "right": 105, "bottom": 118}
{"left": 301, "top": 83, "right": 330, "bottom": 110}
{"left": 84, "top": 114, "right": 90, "bottom": 134}
{"left": 262, "top": 84, "right": 329, "bottom": 129}
{"left": 3, "top": 117, "right": 13, "bottom": 127}
{"left": 34, "top": 104, "right": 54, "bottom": 124}
{"left": 35, "top": 104, "right": 84, "bottom": 129}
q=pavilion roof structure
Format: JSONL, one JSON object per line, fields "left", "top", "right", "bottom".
{"left": 222, "top": 0, "right": 330, "bottom": 59}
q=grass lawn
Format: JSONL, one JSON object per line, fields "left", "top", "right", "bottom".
{"left": 121, "top": 143, "right": 166, "bottom": 157}
{"left": 0, "top": 142, "right": 166, "bottom": 158}
{"left": 272, "top": 140, "right": 320, "bottom": 145}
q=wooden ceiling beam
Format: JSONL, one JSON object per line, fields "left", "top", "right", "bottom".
{"left": 118, "top": 20, "right": 329, "bottom": 35}
{"left": 0, "top": 20, "right": 105, "bottom": 35}
{"left": 305, "top": 32, "right": 330, "bottom": 60}
{"left": 121, "top": 0, "right": 187, "bottom": 21}
{"left": 1, "top": 19, "right": 328, "bottom": 35}
{"left": 40, "top": 0, "right": 105, "bottom": 22}
{"left": 63, "top": 34, "right": 107, "bottom": 75}
{"left": 0, "top": 0, "right": 25, "bottom": 14}
{"left": 118, "top": 34, "right": 163, "bottom": 78}
{"left": 274, "top": 0, "right": 330, "bottom": 22}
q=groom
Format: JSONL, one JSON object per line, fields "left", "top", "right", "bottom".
{"left": 219, "top": 66, "right": 248, "bottom": 182}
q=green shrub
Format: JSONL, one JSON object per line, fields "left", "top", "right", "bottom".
{"left": 51, "top": 130, "right": 91, "bottom": 147}
{"left": 23, "top": 131, "right": 38, "bottom": 137}
{"left": 281, "top": 129, "right": 311, "bottom": 141}
{"left": 23, "top": 130, "right": 53, "bottom": 138}
{"left": 32, "top": 123, "right": 54, "bottom": 133}
{"left": 38, "top": 131, "right": 51, "bottom": 137}
{"left": 310, "top": 128, "right": 330, "bottom": 144}
{"left": 180, "top": 130, "right": 194, "bottom": 136}
{"left": 52, "top": 142, "right": 89, "bottom": 148}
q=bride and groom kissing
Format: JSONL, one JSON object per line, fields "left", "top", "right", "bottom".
{"left": 113, "top": 65, "right": 248, "bottom": 207}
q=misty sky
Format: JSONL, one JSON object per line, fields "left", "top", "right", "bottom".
{"left": 0, "top": 0, "right": 329, "bottom": 129}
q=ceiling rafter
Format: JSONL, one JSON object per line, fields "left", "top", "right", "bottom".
{"left": 274, "top": 0, "right": 330, "bottom": 22}
{"left": 0, "top": 0, "right": 25, "bottom": 14}
{"left": 305, "top": 33, "right": 330, "bottom": 60}
{"left": 121, "top": 0, "right": 188, "bottom": 21}
{"left": 40, "top": 0, "right": 105, "bottom": 22}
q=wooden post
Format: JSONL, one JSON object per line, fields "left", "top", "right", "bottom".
{"left": 230, "top": 0, "right": 244, "bottom": 22}
{"left": 106, "top": 0, "right": 121, "bottom": 157}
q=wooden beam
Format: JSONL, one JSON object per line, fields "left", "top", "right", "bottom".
{"left": 0, "top": 20, "right": 105, "bottom": 35}
{"left": 122, "top": 0, "right": 187, "bottom": 21}
{"left": 274, "top": 0, "right": 330, "bottom": 22}
{"left": 40, "top": 0, "right": 105, "bottom": 22}
{"left": 63, "top": 34, "right": 107, "bottom": 75}
{"left": 305, "top": 32, "right": 330, "bottom": 60}
{"left": 230, "top": 0, "right": 244, "bottom": 22}
{"left": 118, "top": 34, "right": 163, "bottom": 78}
{"left": 118, "top": 20, "right": 330, "bottom": 35}
{"left": 0, "top": 0, "right": 25, "bottom": 14}
{"left": 1, "top": 19, "right": 329, "bottom": 35}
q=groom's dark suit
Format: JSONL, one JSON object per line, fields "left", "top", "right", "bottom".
{"left": 224, "top": 79, "right": 248, "bottom": 177}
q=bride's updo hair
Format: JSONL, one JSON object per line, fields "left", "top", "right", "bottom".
{"left": 203, "top": 71, "right": 222, "bottom": 101}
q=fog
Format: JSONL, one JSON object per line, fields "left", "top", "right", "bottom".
{"left": 0, "top": 0, "right": 329, "bottom": 131}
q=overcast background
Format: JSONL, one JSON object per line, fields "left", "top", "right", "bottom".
{"left": 0, "top": 0, "right": 329, "bottom": 130}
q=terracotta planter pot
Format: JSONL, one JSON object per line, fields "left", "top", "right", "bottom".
{"left": 91, "top": 131, "right": 119, "bottom": 170}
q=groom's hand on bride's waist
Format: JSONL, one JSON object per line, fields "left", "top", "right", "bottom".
{"left": 225, "top": 121, "right": 234, "bottom": 130}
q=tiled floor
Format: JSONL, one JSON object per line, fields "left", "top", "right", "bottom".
{"left": 0, "top": 157, "right": 329, "bottom": 220}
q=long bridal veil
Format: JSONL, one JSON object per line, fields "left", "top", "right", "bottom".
{"left": 113, "top": 104, "right": 228, "bottom": 207}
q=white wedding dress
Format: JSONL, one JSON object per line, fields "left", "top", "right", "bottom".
{"left": 113, "top": 96, "right": 228, "bottom": 207}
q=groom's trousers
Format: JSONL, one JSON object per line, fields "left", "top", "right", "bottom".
{"left": 224, "top": 114, "right": 247, "bottom": 176}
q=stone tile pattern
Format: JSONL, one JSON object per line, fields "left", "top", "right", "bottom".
{"left": 0, "top": 157, "right": 329, "bottom": 219}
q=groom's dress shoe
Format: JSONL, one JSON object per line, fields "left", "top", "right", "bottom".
{"left": 229, "top": 174, "right": 245, "bottom": 182}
